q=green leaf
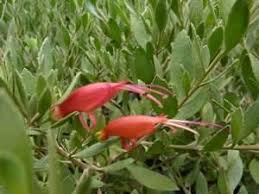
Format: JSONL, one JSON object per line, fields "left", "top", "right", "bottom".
{"left": 155, "top": 0, "right": 168, "bottom": 31}
{"left": 186, "top": 160, "right": 200, "bottom": 186}
{"left": 170, "top": 0, "right": 180, "bottom": 17}
{"left": 131, "top": 190, "right": 139, "bottom": 194}
{"left": 38, "top": 37, "right": 54, "bottom": 74}
{"left": 81, "top": 13, "right": 89, "bottom": 28}
{"left": 20, "top": 68, "right": 35, "bottom": 95}
{"left": 195, "top": 172, "right": 208, "bottom": 194}
{"left": 90, "top": 177, "right": 104, "bottom": 189}
{"left": 151, "top": 76, "right": 177, "bottom": 117}
{"left": 225, "top": 0, "right": 249, "bottom": 51}
{"left": 208, "top": 26, "right": 223, "bottom": 59}
{"left": 202, "top": 45, "right": 210, "bottom": 68}
{"left": 204, "top": 129, "right": 228, "bottom": 151}
{"left": 57, "top": 72, "right": 81, "bottom": 104}
{"left": 38, "top": 87, "right": 52, "bottom": 116}
{"left": 241, "top": 52, "right": 259, "bottom": 99}
{"left": 60, "top": 164, "right": 75, "bottom": 194}
{"left": 74, "top": 137, "right": 119, "bottom": 158}
{"left": 249, "top": 54, "right": 259, "bottom": 83}
{"left": 196, "top": 22, "right": 205, "bottom": 39}
{"left": 172, "top": 30, "right": 193, "bottom": 76}
{"left": 218, "top": 0, "right": 236, "bottom": 23}
{"left": 131, "top": 14, "right": 150, "bottom": 49}
{"left": 189, "top": 0, "right": 203, "bottom": 26}
{"left": 60, "top": 26, "right": 70, "bottom": 47}
{"left": 75, "top": 170, "right": 92, "bottom": 194}
{"left": 103, "top": 158, "right": 134, "bottom": 173}
{"left": 107, "top": 18, "right": 122, "bottom": 44}
{"left": 32, "top": 176, "right": 48, "bottom": 194}
{"left": 246, "top": 16, "right": 259, "bottom": 50}
{"left": 0, "top": 77, "right": 9, "bottom": 91}
{"left": 0, "top": 152, "right": 28, "bottom": 194}
{"left": 237, "top": 185, "right": 248, "bottom": 194}
{"left": 0, "top": 89, "right": 32, "bottom": 193}
{"left": 153, "top": 95, "right": 178, "bottom": 117}
{"left": 14, "top": 70, "right": 27, "bottom": 105}
{"left": 231, "top": 108, "right": 244, "bottom": 144}
{"left": 133, "top": 47, "right": 155, "bottom": 83}
{"left": 51, "top": 112, "right": 78, "bottom": 128}
{"left": 226, "top": 151, "right": 243, "bottom": 193}
{"left": 218, "top": 168, "right": 231, "bottom": 194}
{"left": 147, "top": 140, "right": 165, "bottom": 155}
{"left": 249, "top": 159, "right": 259, "bottom": 184}
{"left": 28, "top": 95, "right": 38, "bottom": 118}
{"left": 85, "top": 1, "right": 103, "bottom": 20}
{"left": 36, "top": 75, "right": 47, "bottom": 97}
{"left": 170, "top": 30, "right": 193, "bottom": 100}
{"left": 191, "top": 24, "right": 207, "bottom": 73}
{"left": 240, "top": 101, "right": 259, "bottom": 139}
{"left": 0, "top": 77, "right": 27, "bottom": 118}
{"left": 182, "top": 71, "right": 191, "bottom": 94}
{"left": 127, "top": 164, "right": 178, "bottom": 191}
{"left": 14, "top": 70, "right": 28, "bottom": 111}
{"left": 47, "top": 130, "right": 62, "bottom": 194}
{"left": 175, "top": 87, "right": 208, "bottom": 119}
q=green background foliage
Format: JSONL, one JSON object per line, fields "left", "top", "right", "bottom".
{"left": 0, "top": 0, "right": 259, "bottom": 193}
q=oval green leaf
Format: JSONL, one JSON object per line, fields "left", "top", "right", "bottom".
{"left": 195, "top": 172, "right": 208, "bottom": 194}
{"left": 0, "top": 152, "right": 28, "bottom": 194}
{"left": 241, "top": 52, "right": 259, "bottom": 99}
{"left": 208, "top": 26, "right": 223, "bottom": 59}
{"left": 38, "top": 87, "right": 52, "bottom": 116}
{"left": 127, "top": 164, "right": 178, "bottom": 191}
{"left": 74, "top": 137, "right": 119, "bottom": 158}
{"left": 225, "top": 0, "right": 249, "bottom": 51}
{"left": 0, "top": 89, "right": 32, "bottom": 193}
{"left": 231, "top": 108, "right": 244, "bottom": 144}
{"left": 57, "top": 72, "right": 81, "bottom": 104}
{"left": 204, "top": 129, "right": 228, "bottom": 151}
{"left": 155, "top": 0, "right": 168, "bottom": 31}
{"left": 240, "top": 101, "right": 259, "bottom": 139}
{"left": 175, "top": 87, "right": 208, "bottom": 119}
{"left": 249, "top": 159, "right": 259, "bottom": 184}
{"left": 131, "top": 14, "right": 150, "bottom": 49}
{"left": 103, "top": 158, "right": 134, "bottom": 173}
{"left": 133, "top": 47, "right": 155, "bottom": 83}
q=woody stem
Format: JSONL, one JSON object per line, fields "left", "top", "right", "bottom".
{"left": 168, "top": 144, "right": 259, "bottom": 152}
{"left": 56, "top": 144, "right": 102, "bottom": 171}
{"left": 141, "top": 142, "right": 259, "bottom": 152}
{"left": 178, "top": 51, "right": 224, "bottom": 108}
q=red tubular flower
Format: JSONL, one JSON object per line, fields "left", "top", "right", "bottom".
{"left": 99, "top": 115, "right": 222, "bottom": 151}
{"left": 51, "top": 81, "right": 171, "bottom": 130}
{"left": 99, "top": 115, "right": 168, "bottom": 150}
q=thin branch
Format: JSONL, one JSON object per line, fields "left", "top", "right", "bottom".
{"left": 56, "top": 145, "right": 88, "bottom": 170}
{"left": 178, "top": 51, "right": 224, "bottom": 108}
{"left": 56, "top": 145, "right": 103, "bottom": 171}
{"left": 142, "top": 141, "right": 259, "bottom": 152}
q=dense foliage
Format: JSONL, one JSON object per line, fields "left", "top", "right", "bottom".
{"left": 0, "top": 0, "right": 259, "bottom": 193}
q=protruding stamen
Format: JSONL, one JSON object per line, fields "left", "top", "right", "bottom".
{"left": 122, "top": 84, "right": 163, "bottom": 108}
{"left": 164, "top": 121, "right": 199, "bottom": 136}
{"left": 79, "top": 113, "right": 90, "bottom": 131}
{"left": 144, "top": 93, "right": 163, "bottom": 108}
{"left": 145, "top": 84, "right": 174, "bottom": 96}
{"left": 169, "top": 119, "right": 222, "bottom": 129}
{"left": 136, "top": 85, "right": 167, "bottom": 97}
{"left": 79, "top": 112, "right": 97, "bottom": 131}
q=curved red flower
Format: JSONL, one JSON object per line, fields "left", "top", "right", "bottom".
{"left": 99, "top": 115, "right": 167, "bottom": 150}
{"left": 99, "top": 115, "right": 222, "bottom": 151}
{"left": 51, "top": 81, "right": 171, "bottom": 130}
